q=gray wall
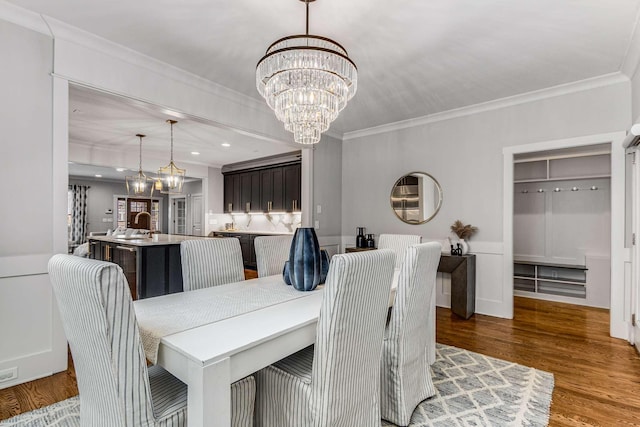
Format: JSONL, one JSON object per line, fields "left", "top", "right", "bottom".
{"left": 341, "top": 80, "right": 630, "bottom": 317}
{"left": 69, "top": 178, "right": 125, "bottom": 234}
{"left": 313, "top": 134, "right": 342, "bottom": 237}
{"left": 342, "top": 82, "right": 630, "bottom": 242}
{"left": 208, "top": 167, "right": 224, "bottom": 214}
{"left": 69, "top": 177, "right": 170, "bottom": 233}
{"left": 182, "top": 179, "right": 202, "bottom": 195}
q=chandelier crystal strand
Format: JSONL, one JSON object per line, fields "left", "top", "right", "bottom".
{"left": 256, "top": 0, "right": 357, "bottom": 145}
{"left": 126, "top": 134, "right": 154, "bottom": 197}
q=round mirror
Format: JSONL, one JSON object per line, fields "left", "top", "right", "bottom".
{"left": 390, "top": 172, "right": 443, "bottom": 224}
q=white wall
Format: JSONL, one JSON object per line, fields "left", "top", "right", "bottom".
{"left": 0, "top": 19, "right": 67, "bottom": 389}
{"left": 342, "top": 79, "right": 631, "bottom": 318}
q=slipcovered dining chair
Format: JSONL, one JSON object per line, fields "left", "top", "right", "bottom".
{"left": 181, "top": 238, "right": 245, "bottom": 291}
{"left": 254, "top": 235, "right": 293, "bottom": 277}
{"left": 378, "top": 234, "right": 422, "bottom": 268}
{"left": 48, "top": 254, "right": 255, "bottom": 427}
{"left": 254, "top": 249, "right": 396, "bottom": 427}
{"left": 380, "top": 242, "right": 441, "bottom": 426}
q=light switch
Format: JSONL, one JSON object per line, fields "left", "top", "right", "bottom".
{"left": 316, "top": 205, "right": 322, "bottom": 214}
{"left": 314, "top": 220, "right": 320, "bottom": 229}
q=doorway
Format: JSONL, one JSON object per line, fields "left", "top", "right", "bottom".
{"left": 171, "top": 197, "right": 187, "bottom": 235}
{"left": 512, "top": 146, "right": 611, "bottom": 309}
{"left": 503, "top": 131, "right": 627, "bottom": 340}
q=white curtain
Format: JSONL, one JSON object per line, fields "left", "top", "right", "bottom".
{"left": 69, "top": 185, "right": 89, "bottom": 244}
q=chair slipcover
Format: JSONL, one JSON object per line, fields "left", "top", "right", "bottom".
{"left": 380, "top": 242, "right": 441, "bottom": 426}
{"left": 48, "top": 254, "right": 254, "bottom": 427}
{"left": 181, "top": 238, "right": 245, "bottom": 291}
{"left": 255, "top": 249, "right": 396, "bottom": 427}
{"left": 378, "top": 234, "right": 422, "bottom": 269}
{"left": 254, "top": 235, "right": 293, "bottom": 277}
{"left": 378, "top": 234, "right": 437, "bottom": 364}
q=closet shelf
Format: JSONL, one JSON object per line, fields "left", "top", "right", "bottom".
{"left": 514, "top": 174, "right": 610, "bottom": 184}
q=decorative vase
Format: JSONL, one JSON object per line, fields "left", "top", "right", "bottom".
{"left": 459, "top": 239, "right": 469, "bottom": 255}
{"left": 320, "top": 249, "right": 330, "bottom": 284}
{"left": 283, "top": 261, "right": 292, "bottom": 285}
{"left": 288, "top": 227, "right": 322, "bottom": 291}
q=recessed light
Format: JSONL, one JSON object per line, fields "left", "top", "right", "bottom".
{"left": 191, "top": 151, "right": 200, "bottom": 156}
{"left": 221, "top": 143, "right": 231, "bottom": 147}
{"left": 115, "top": 168, "right": 125, "bottom": 172}
{"left": 94, "top": 174, "right": 102, "bottom": 178}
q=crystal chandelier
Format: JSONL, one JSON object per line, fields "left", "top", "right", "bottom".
{"left": 157, "top": 119, "right": 186, "bottom": 194}
{"left": 125, "top": 134, "right": 154, "bottom": 197}
{"left": 256, "top": 0, "right": 357, "bottom": 145}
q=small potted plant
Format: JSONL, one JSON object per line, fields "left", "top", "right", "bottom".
{"left": 450, "top": 220, "right": 477, "bottom": 255}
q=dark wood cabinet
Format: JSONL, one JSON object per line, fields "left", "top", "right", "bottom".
{"left": 260, "top": 167, "right": 284, "bottom": 212}
{"left": 212, "top": 232, "right": 288, "bottom": 269}
{"left": 224, "top": 162, "right": 300, "bottom": 213}
{"left": 87, "top": 237, "right": 184, "bottom": 300}
{"left": 283, "top": 164, "right": 301, "bottom": 212}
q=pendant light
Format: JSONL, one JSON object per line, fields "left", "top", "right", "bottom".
{"left": 157, "top": 119, "right": 186, "bottom": 194}
{"left": 125, "top": 134, "right": 154, "bottom": 197}
{"left": 256, "top": 0, "right": 357, "bottom": 145}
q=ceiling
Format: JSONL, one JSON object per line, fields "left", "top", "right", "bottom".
{"left": 9, "top": 0, "right": 640, "bottom": 175}
{"left": 68, "top": 85, "right": 300, "bottom": 178}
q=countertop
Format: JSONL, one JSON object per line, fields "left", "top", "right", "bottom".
{"left": 212, "top": 230, "right": 294, "bottom": 236}
{"left": 88, "top": 234, "right": 210, "bottom": 247}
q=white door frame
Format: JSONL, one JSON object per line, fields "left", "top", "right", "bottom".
{"left": 503, "top": 131, "right": 628, "bottom": 340}
{"left": 630, "top": 148, "right": 640, "bottom": 350}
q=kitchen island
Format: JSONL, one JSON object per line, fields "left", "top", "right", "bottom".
{"left": 88, "top": 234, "right": 208, "bottom": 299}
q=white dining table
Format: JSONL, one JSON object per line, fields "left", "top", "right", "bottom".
{"left": 133, "top": 272, "right": 400, "bottom": 427}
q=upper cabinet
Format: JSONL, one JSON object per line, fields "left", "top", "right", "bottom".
{"left": 224, "top": 162, "right": 301, "bottom": 213}
{"left": 283, "top": 164, "right": 301, "bottom": 212}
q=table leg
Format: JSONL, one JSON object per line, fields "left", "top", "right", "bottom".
{"left": 187, "top": 357, "right": 231, "bottom": 427}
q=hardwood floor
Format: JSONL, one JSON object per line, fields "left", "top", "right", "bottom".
{"left": 437, "top": 297, "right": 640, "bottom": 426}
{"left": 1, "top": 296, "right": 639, "bottom": 425}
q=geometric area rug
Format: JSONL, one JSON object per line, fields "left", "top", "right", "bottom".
{"left": 382, "top": 344, "right": 554, "bottom": 427}
{"left": 0, "top": 344, "right": 553, "bottom": 427}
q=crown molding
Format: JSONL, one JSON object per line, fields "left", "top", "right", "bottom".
{"left": 343, "top": 72, "right": 630, "bottom": 141}
{"left": 0, "top": 0, "right": 51, "bottom": 36}
{"left": 39, "top": 15, "right": 270, "bottom": 116}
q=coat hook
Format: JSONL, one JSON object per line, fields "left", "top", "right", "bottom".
{"left": 590, "top": 186, "right": 598, "bottom": 190}
{"left": 571, "top": 187, "right": 579, "bottom": 191}
{"left": 537, "top": 188, "right": 544, "bottom": 193}
{"left": 521, "top": 189, "right": 529, "bottom": 193}
{"left": 554, "top": 187, "right": 561, "bottom": 192}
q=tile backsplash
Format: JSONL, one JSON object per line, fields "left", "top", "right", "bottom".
{"left": 205, "top": 212, "right": 302, "bottom": 235}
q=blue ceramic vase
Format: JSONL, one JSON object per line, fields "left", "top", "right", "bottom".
{"left": 319, "top": 249, "right": 330, "bottom": 284}
{"left": 283, "top": 250, "right": 329, "bottom": 286}
{"left": 288, "top": 227, "right": 321, "bottom": 291}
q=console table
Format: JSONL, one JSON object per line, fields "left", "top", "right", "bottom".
{"left": 439, "top": 254, "right": 476, "bottom": 319}
{"left": 344, "top": 247, "right": 476, "bottom": 319}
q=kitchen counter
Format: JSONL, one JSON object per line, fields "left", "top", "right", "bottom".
{"left": 88, "top": 234, "right": 212, "bottom": 299}
{"left": 89, "top": 233, "right": 208, "bottom": 246}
